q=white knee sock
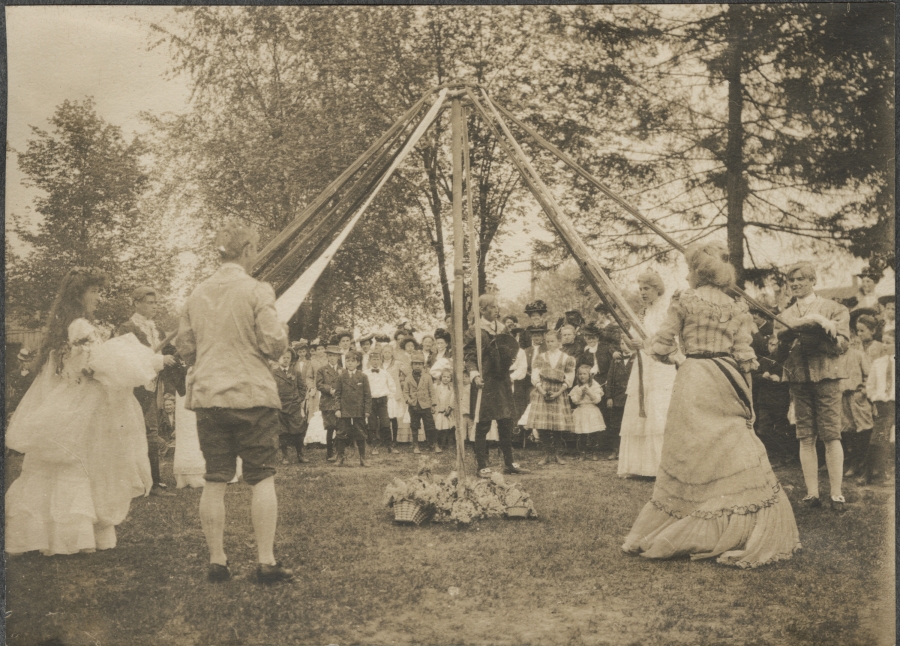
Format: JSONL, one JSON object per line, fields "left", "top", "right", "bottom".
{"left": 798, "top": 438, "right": 819, "bottom": 498}
{"left": 251, "top": 476, "right": 278, "bottom": 565}
{"left": 199, "top": 482, "right": 228, "bottom": 565}
{"left": 824, "top": 440, "right": 844, "bottom": 500}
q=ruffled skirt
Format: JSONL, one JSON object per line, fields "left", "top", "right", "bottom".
{"left": 622, "top": 358, "right": 800, "bottom": 569}
{"left": 6, "top": 378, "right": 151, "bottom": 555}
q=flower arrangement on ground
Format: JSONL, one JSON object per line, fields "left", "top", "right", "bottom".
{"left": 383, "top": 458, "right": 538, "bottom": 525}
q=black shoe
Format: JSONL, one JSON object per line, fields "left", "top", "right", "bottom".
{"left": 150, "top": 486, "right": 176, "bottom": 497}
{"left": 208, "top": 562, "right": 231, "bottom": 583}
{"left": 256, "top": 562, "right": 294, "bottom": 584}
{"left": 800, "top": 495, "right": 822, "bottom": 508}
{"left": 503, "top": 463, "right": 531, "bottom": 475}
{"left": 830, "top": 496, "right": 847, "bottom": 513}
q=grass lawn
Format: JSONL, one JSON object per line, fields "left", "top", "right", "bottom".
{"left": 4, "top": 444, "right": 895, "bottom": 646}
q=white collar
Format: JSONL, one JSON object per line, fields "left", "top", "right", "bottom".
{"left": 480, "top": 317, "right": 504, "bottom": 333}
{"left": 131, "top": 312, "right": 156, "bottom": 329}
{"left": 585, "top": 345, "right": 597, "bottom": 353}
{"left": 798, "top": 292, "right": 817, "bottom": 306}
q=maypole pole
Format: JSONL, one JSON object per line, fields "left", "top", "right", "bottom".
{"left": 449, "top": 90, "right": 469, "bottom": 478}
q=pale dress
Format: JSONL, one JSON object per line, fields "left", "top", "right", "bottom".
{"left": 622, "top": 287, "right": 801, "bottom": 568}
{"left": 433, "top": 383, "right": 456, "bottom": 430}
{"left": 618, "top": 297, "right": 677, "bottom": 477}
{"left": 570, "top": 381, "right": 606, "bottom": 434}
{"left": 6, "top": 320, "right": 156, "bottom": 555}
{"left": 173, "top": 390, "right": 206, "bottom": 488}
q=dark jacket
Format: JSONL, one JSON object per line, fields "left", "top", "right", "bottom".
{"left": 316, "top": 363, "right": 341, "bottom": 412}
{"left": 604, "top": 354, "right": 634, "bottom": 408}
{"left": 464, "top": 327, "right": 518, "bottom": 422}
{"left": 272, "top": 366, "right": 305, "bottom": 417}
{"left": 335, "top": 369, "right": 372, "bottom": 418}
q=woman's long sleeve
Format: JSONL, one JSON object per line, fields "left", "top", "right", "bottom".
{"left": 650, "top": 298, "right": 685, "bottom": 361}
{"left": 731, "top": 311, "right": 759, "bottom": 373}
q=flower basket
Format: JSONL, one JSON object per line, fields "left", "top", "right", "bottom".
{"left": 393, "top": 499, "right": 432, "bottom": 525}
{"left": 506, "top": 506, "right": 530, "bottom": 519}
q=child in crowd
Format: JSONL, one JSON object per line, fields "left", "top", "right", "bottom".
{"left": 403, "top": 351, "right": 438, "bottom": 453}
{"left": 159, "top": 393, "right": 177, "bottom": 457}
{"left": 317, "top": 344, "right": 343, "bottom": 461}
{"left": 754, "top": 335, "right": 794, "bottom": 465}
{"left": 860, "top": 330, "right": 895, "bottom": 485}
{"left": 530, "top": 365, "right": 575, "bottom": 466}
{"left": 570, "top": 364, "right": 605, "bottom": 460}
{"left": 382, "top": 344, "right": 410, "bottom": 446}
{"left": 604, "top": 334, "right": 634, "bottom": 460}
{"left": 530, "top": 329, "right": 576, "bottom": 464}
{"left": 334, "top": 350, "right": 371, "bottom": 467}
{"left": 841, "top": 334, "right": 873, "bottom": 477}
{"left": 271, "top": 348, "right": 309, "bottom": 464}
{"left": 461, "top": 371, "right": 474, "bottom": 444}
{"left": 433, "top": 367, "right": 455, "bottom": 451}
{"left": 856, "top": 315, "right": 886, "bottom": 361}
{"left": 364, "top": 346, "right": 397, "bottom": 454}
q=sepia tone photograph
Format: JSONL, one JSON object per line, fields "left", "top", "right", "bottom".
{"left": 3, "top": 4, "right": 895, "bottom": 645}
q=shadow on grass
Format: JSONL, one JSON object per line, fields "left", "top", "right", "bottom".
{"left": 4, "top": 446, "right": 895, "bottom": 646}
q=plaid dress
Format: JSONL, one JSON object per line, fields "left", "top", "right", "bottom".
{"left": 528, "top": 353, "right": 576, "bottom": 432}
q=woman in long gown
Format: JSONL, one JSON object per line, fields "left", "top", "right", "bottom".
{"left": 617, "top": 270, "right": 677, "bottom": 478}
{"left": 6, "top": 269, "right": 161, "bottom": 555}
{"left": 622, "top": 243, "right": 800, "bottom": 568}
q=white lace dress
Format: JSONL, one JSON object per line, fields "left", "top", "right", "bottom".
{"left": 6, "top": 319, "right": 157, "bottom": 555}
{"left": 618, "top": 297, "right": 678, "bottom": 477}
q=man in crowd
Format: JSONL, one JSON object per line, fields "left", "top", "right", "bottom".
{"left": 176, "top": 220, "right": 293, "bottom": 584}
{"left": 118, "top": 286, "right": 178, "bottom": 497}
{"left": 465, "top": 294, "right": 529, "bottom": 476}
{"left": 774, "top": 261, "right": 851, "bottom": 512}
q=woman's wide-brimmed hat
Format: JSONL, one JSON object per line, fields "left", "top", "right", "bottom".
{"left": 524, "top": 299, "right": 548, "bottom": 315}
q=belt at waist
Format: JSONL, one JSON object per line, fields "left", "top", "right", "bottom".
{"left": 371, "top": 395, "right": 389, "bottom": 401}
{"left": 686, "top": 352, "right": 731, "bottom": 360}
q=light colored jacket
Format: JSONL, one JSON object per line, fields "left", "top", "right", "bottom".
{"left": 176, "top": 263, "right": 287, "bottom": 410}
{"left": 774, "top": 295, "right": 850, "bottom": 383}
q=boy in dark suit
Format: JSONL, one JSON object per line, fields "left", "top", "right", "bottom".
{"left": 271, "top": 348, "right": 308, "bottom": 464}
{"left": 334, "top": 350, "right": 371, "bottom": 467}
{"left": 317, "top": 345, "right": 343, "bottom": 461}
{"left": 604, "top": 332, "right": 634, "bottom": 460}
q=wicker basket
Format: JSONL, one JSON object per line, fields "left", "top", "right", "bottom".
{"left": 393, "top": 500, "right": 431, "bottom": 525}
{"left": 506, "top": 506, "right": 530, "bottom": 519}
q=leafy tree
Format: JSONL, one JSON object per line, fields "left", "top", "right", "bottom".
{"left": 7, "top": 98, "right": 168, "bottom": 326}
{"left": 533, "top": 4, "right": 893, "bottom": 285}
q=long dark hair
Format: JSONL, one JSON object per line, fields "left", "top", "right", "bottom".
{"left": 38, "top": 268, "right": 108, "bottom": 372}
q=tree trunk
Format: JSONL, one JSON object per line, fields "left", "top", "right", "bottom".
{"left": 724, "top": 5, "right": 746, "bottom": 286}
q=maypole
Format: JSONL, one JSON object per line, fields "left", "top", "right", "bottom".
{"left": 449, "top": 90, "right": 471, "bottom": 478}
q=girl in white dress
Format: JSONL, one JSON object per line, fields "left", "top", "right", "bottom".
{"left": 618, "top": 271, "right": 677, "bottom": 478}
{"left": 433, "top": 368, "right": 456, "bottom": 450}
{"left": 6, "top": 269, "right": 160, "bottom": 555}
{"left": 570, "top": 364, "right": 606, "bottom": 460}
